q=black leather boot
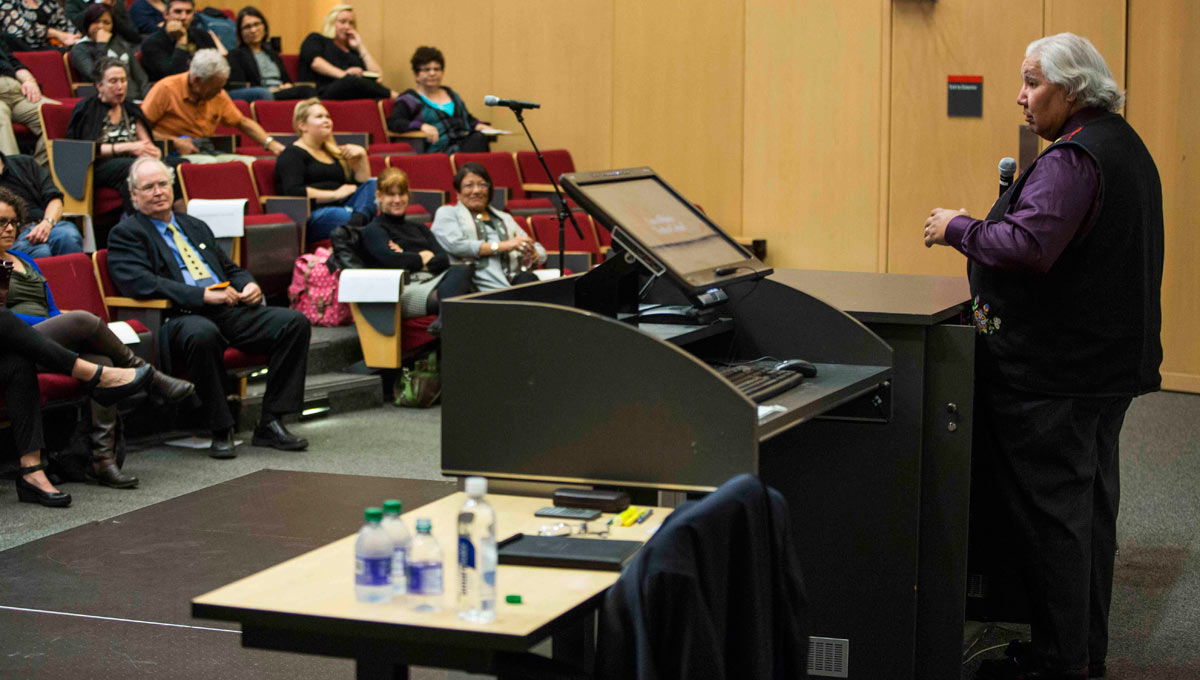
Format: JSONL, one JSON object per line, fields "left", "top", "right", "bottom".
{"left": 114, "top": 344, "right": 195, "bottom": 403}
{"left": 88, "top": 403, "right": 138, "bottom": 489}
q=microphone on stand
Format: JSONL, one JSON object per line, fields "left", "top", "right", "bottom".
{"left": 484, "top": 95, "right": 541, "bottom": 110}
{"left": 998, "top": 157, "right": 1017, "bottom": 197}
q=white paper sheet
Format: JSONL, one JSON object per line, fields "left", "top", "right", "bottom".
{"left": 187, "top": 199, "right": 246, "bottom": 237}
{"left": 338, "top": 269, "right": 404, "bottom": 303}
{"left": 106, "top": 321, "right": 140, "bottom": 344}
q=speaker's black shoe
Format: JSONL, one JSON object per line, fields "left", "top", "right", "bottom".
{"left": 976, "top": 640, "right": 1089, "bottom": 680}
{"left": 88, "top": 364, "right": 154, "bottom": 407}
{"left": 252, "top": 419, "right": 308, "bottom": 451}
{"left": 15, "top": 463, "right": 72, "bottom": 507}
{"left": 209, "top": 428, "right": 237, "bottom": 459}
{"left": 991, "top": 640, "right": 1105, "bottom": 679}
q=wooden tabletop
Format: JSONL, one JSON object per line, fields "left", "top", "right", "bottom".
{"left": 770, "top": 269, "right": 970, "bottom": 326}
{"left": 192, "top": 493, "right": 669, "bottom": 645}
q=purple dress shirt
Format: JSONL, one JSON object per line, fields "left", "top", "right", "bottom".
{"left": 945, "top": 109, "right": 1104, "bottom": 273}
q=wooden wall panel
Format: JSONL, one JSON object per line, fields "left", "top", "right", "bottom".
{"left": 888, "top": 0, "right": 1043, "bottom": 276}
{"left": 742, "top": 0, "right": 887, "bottom": 271}
{"left": 1044, "top": 0, "right": 1126, "bottom": 90}
{"left": 488, "top": 0, "right": 613, "bottom": 173}
{"left": 611, "top": 0, "right": 744, "bottom": 235}
{"left": 1127, "top": 0, "right": 1200, "bottom": 392}
{"left": 374, "top": 1, "right": 495, "bottom": 110}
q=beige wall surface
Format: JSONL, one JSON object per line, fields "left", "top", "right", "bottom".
{"left": 246, "top": 0, "right": 1197, "bottom": 391}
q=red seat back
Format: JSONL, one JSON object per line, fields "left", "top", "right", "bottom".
{"left": 451, "top": 152, "right": 525, "bottom": 200}
{"left": 14, "top": 50, "right": 73, "bottom": 98}
{"left": 39, "top": 103, "right": 73, "bottom": 139}
{"left": 37, "top": 253, "right": 110, "bottom": 321}
{"left": 368, "top": 154, "right": 385, "bottom": 177}
{"left": 280, "top": 54, "right": 300, "bottom": 83}
{"left": 252, "top": 99, "right": 298, "bottom": 134}
{"left": 515, "top": 149, "right": 576, "bottom": 185}
{"left": 179, "top": 161, "right": 264, "bottom": 215}
{"left": 388, "top": 153, "right": 456, "bottom": 203}
{"left": 93, "top": 249, "right": 119, "bottom": 306}
{"left": 250, "top": 159, "right": 278, "bottom": 196}
{"left": 530, "top": 214, "right": 600, "bottom": 254}
{"left": 323, "top": 99, "right": 387, "bottom": 143}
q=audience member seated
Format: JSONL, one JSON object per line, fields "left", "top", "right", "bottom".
{"left": 128, "top": 0, "right": 166, "bottom": 37}
{"left": 107, "top": 157, "right": 311, "bottom": 458}
{"left": 66, "top": 0, "right": 140, "bottom": 46}
{"left": 228, "top": 6, "right": 315, "bottom": 102}
{"left": 0, "top": 40, "right": 46, "bottom": 167}
{"left": 388, "top": 46, "right": 489, "bottom": 155}
{"left": 0, "top": 308, "right": 157, "bottom": 507}
{"left": 140, "top": 0, "right": 217, "bottom": 81}
{"left": 359, "top": 167, "right": 473, "bottom": 334}
{"left": 275, "top": 97, "right": 375, "bottom": 243}
{"left": 141, "top": 49, "right": 285, "bottom": 164}
{"left": 1, "top": 188, "right": 194, "bottom": 491}
{"left": 298, "top": 4, "right": 396, "bottom": 101}
{"left": 0, "top": 151, "right": 82, "bottom": 256}
{"left": 432, "top": 162, "right": 545, "bottom": 291}
{"left": 70, "top": 4, "right": 151, "bottom": 101}
{"left": 66, "top": 57, "right": 186, "bottom": 214}
{"left": 0, "top": 0, "right": 81, "bottom": 51}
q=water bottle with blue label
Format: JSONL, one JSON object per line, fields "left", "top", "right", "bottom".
{"left": 457, "top": 477, "right": 497, "bottom": 623}
{"left": 381, "top": 499, "right": 412, "bottom": 596}
{"left": 407, "top": 518, "right": 443, "bottom": 612}
{"left": 354, "top": 507, "right": 393, "bottom": 603}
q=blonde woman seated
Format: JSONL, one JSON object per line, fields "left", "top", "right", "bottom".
{"left": 274, "top": 98, "right": 375, "bottom": 243}
{"left": 431, "top": 162, "right": 546, "bottom": 291}
{"left": 297, "top": 4, "right": 396, "bottom": 101}
{"left": 359, "top": 168, "right": 474, "bottom": 333}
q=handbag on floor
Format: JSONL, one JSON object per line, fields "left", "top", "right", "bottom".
{"left": 395, "top": 352, "right": 441, "bottom": 408}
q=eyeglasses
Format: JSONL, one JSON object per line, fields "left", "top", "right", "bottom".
{"left": 416, "top": 65, "right": 443, "bottom": 73}
{"left": 241, "top": 20, "right": 264, "bottom": 29}
{"left": 460, "top": 182, "right": 490, "bottom": 191}
{"left": 0, "top": 218, "right": 20, "bottom": 230}
{"left": 135, "top": 180, "right": 171, "bottom": 192}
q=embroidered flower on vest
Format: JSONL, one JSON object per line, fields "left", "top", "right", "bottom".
{"left": 971, "top": 296, "right": 1002, "bottom": 335}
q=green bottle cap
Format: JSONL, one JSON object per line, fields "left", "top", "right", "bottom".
{"left": 505, "top": 594, "right": 522, "bottom": 604}
{"left": 382, "top": 499, "right": 402, "bottom": 515}
{"left": 364, "top": 507, "right": 383, "bottom": 522}
{"left": 416, "top": 518, "right": 432, "bottom": 532}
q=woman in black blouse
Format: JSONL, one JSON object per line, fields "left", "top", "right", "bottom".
{"left": 361, "top": 167, "right": 473, "bottom": 330}
{"left": 274, "top": 97, "right": 375, "bottom": 243}
{"left": 297, "top": 4, "right": 397, "bottom": 100}
{"left": 227, "top": 6, "right": 314, "bottom": 101}
{"left": 69, "top": 4, "right": 150, "bottom": 100}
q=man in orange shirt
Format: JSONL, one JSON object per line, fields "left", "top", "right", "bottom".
{"left": 141, "top": 49, "right": 284, "bottom": 164}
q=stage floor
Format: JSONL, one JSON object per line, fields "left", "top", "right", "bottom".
{"left": 0, "top": 470, "right": 456, "bottom": 679}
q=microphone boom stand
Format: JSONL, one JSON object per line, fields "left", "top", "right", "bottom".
{"left": 509, "top": 107, "right": 584, "bottom": 277}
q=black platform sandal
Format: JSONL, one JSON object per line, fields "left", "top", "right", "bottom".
{"left": 15, "top": 463, "right": 72, "bottom": 507}
{"left": 86, "top": 364, "right": 154, "bottom": 407}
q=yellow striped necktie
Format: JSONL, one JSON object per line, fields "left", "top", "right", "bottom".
{"left": 164, "top": 221, "right": 215, "bottom": 285}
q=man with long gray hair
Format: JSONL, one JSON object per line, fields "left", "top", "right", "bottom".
{"left": 923, "top": 33, "right": 1163, "bottom": 680}
{"left": 141, "top": 48, "right": 284, "bottom": 163}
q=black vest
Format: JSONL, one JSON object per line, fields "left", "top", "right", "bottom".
{"left": 968, "top": 110, "right": 1163, "bottom": 396}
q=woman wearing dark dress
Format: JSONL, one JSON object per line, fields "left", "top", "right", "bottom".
{"left": 227, "top": 7, "right": 315, "bottom": 101}
{"left": 69, "top": 4, "right": 151, "bottom": 100}
{"left": 65, "top": 57, "right": 186, "bottom": 219}
{"left": 1, "top": 188, "right": 193, "bottom": 506}
{"left": 360, "top": 168, "right": 473, "bottom": 331}
{"left": 274, "top": 98, "right": 375, "bottom": 244}
{"left": 297, "top": 4, "right": 396, "bottom": 101}
{"left": 387, "top": 46, "right": 490, "bottom": 154}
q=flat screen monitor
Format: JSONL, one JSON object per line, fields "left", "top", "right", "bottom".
{"left": 561, "top": 167, "right": 771, "bottom": 296}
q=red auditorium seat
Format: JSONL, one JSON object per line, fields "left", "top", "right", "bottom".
{"left": 39, "top": 103, "right": 124, "bottom": 232}
{"left": 530, "top": 213, "right": 601, "bottom": 261}
{"left": 451, "top": 152, "right": 554, "bottom": 214}
{"left": 14, "top": 51, "right": 73, "bottom": 99}
{"left": 387, "top": 153, "right": 457, "bottom": 204}
{"left": 322, "top": 99, "right": 414, "bottom": 155}
{"left": 251, "top": 99, "right": 298, "bottom": 134}
{"left": 515, "top": 149, "right": 576, "bottom": 186}
{"left": 280, "top": 54, "right": 300, "bottom": 83}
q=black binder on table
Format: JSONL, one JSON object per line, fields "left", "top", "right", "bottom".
{"left": 497, "top": 534, "right": 644, "bottom": 571}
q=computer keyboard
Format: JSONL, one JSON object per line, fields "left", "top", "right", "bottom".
{"left": 713, "top": 361, "right": 810, "bottom": 403}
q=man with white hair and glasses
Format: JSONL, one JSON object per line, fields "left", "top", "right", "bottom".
{"left": 924, "top": 33, "right": 1163, "bottom": 680}
{"left": 141, "top": 48, "right": 284, "bottom": 163}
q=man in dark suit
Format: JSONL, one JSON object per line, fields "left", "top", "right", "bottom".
{"left": 107, "top": 157, "right": 310, "bottom": 457}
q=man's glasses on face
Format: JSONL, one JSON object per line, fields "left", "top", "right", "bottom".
{"left": 137, "top": 180, "right": 171, "bottom": 192}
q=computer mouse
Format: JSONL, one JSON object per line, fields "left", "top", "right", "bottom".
{"left": 773, "top": 359, "right": 818, "bottom": 377}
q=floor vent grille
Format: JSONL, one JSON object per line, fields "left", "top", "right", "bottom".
{"left": 808, "top": 636, "right": 849, "bottom": 678}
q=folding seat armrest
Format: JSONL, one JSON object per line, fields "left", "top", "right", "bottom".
{"left": 409, "top": 190, "right": 445, "bottom": 216}
{"left": 47, "top": 139, "right": 96, "bottom": 210}
{"left": 523, "top": 183, "right": 557, "bottom": 196}
{"left": 261, "top": 195, "right": 313, "bottom": 228}
{"left": 332, "top": 132, "right": 369, "bottom": 147}
{"left": 388, "top": 130, "right": 426, "bottom": 153}
{"left": 104, "top": 297, "right": 171, "bottom": 336}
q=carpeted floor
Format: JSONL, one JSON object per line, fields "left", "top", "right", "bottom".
{"left": 2, "top": 390, "right": 1197, "bottom": 679}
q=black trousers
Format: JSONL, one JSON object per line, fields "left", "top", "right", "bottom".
{"left": 164, "top": 304, "right": 310, "bottom": 430}
{"left": 0, "top": 309, "right": 80, "bottom": 456}
{"left": 317, "top": 75, "right": 390, "bottom": 101}
{"left": 975, "top": 380, "right": 1131, "bottom": 672}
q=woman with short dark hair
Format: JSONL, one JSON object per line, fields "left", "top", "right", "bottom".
{"left": 387, "top": 46, "right": 490, "bottom": 154}
{"left": 227, "top": 6, "right": 315, "bottom": 101}
{"left": 69, "top": 3, "right": 151, "bottom": 100}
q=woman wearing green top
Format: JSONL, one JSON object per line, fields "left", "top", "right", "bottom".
{"left": 386, "top": 46, "right": 490, "bottom": 154}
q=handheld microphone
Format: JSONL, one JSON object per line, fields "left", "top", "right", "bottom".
{"left": 484, "top": 95, "right": 541, "bottom": 110}
{"left": 998, "top": 157, "right": 1017, "bottom": 197}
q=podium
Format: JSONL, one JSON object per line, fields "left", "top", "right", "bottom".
{"left": 440, "top": 267, "right": 974, "bottom": 679}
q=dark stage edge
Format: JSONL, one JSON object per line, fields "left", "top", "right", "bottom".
{"left": 0, "top": 470, "right": 457, "bottom": 679}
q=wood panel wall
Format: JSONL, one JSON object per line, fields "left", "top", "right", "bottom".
{"left": 246, "top": 0, "right": 1198, "bottom": 392}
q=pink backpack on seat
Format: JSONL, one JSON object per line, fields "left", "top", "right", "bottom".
{"left": 287, "top": 247, "right": 352, "bottom": 326}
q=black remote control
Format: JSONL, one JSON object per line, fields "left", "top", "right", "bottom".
{"left": 534, "top": 506, "right": 602, "bottom": 521}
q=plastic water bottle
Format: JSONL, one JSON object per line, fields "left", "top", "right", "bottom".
{"left": 457, "top": 476, "right": 497, "bottom": 623}
{"left": 381, "top": 499, "right": 412, "bottom": 596}
{"left": 354, "top": 507, "right": 393, "bottom": 603}
{"left": 407, "top": 518, "right": 443, "bottom": 612}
